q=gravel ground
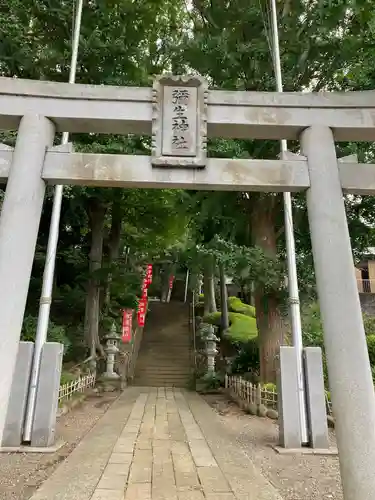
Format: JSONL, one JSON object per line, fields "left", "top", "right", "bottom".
{"left": 0, "top": 392, "right": 119, "bottom": 500}
{"left": 203, "top": 392, "right": 342, "bottom": 500}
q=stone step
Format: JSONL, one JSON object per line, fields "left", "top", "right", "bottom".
{"left": 141, "top": 342, "right": 191, "bottom": 346}
{"left": 135, "top": 369, "right": 191, "bottom": 375}
{"left": 136, "top": 354, "right": 191, "bottom": 361}
{"left": 139, "top": 349, "right": 191, "bottom": 354}
{"left": 135, "top": 378, "right": 191, "bottom": 383}
{"left": 133, "top": 381, "right": 189, "bottom": 388}
{"left": 142, "top": 338, "right": 189, "bottom": 341}
{"left": 135, "top": 377, "right": 191, "bottom": 382}
{"left": 139, "top": 351, "right": 191, "bottom": 357}
{"left": 134, "top": 372, "right": 191, "bottom": 378}
{"left": 134, "top": 365, "right": 191, "bottom": 374}
{"left": 134, "top": 376, "right": 191, "bottom": 382}
{"left": 136, "top": 355, "right": 191, "bottom": 361}
{"left": 143, "top": 338, "right": 189, "bottom": 342}
{"left": 134, "top": 301, "right": 193, "bottom": 385}
{"left": 137, "top": 352, "right": 191, "bottom": 357}
{"left": 138, "top": 345, "right": 191, "bottom": 349}
{"left": 135, "top": 375, "right": 190, "bottom": 378}
{"left": 136, "top": 362, "right": 191, "bottom": 367}
{"left": 136, "top": 362, "right": 191, "bottom": 368}
{"left": 140, "top": 352, "right": 191, "bottom": 356}
{"left": 136, "top": 365, "right": 191, "bottom": 373}
{"left": 133, "top": 378, "right": 190, "bottom": 384}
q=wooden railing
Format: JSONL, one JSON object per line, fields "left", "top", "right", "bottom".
{"left": 225, "top": 375, "right": 278, "bottom": 410}
{"left": 58, "top": 372, "right": 96, "bottom": 403}
{"left": 225, "top": 374, "right": 333, "bottom": 416}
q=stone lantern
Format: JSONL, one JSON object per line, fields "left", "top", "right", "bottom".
{"left": 206, "top": 325, "right": 218, "bottom": 375}
{"left": 103, "top": 323, "right": 121, "bottom": 379}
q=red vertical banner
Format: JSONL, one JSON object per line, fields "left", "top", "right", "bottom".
{"left": 146, "top": 264, "right": 153, "bottom": 286}
{"left": 137, "top": 298, "right": 147, "bottom": 327}
{"left": 137, "top": 264, "right": 152, "bottom": 327}
{"left": 141, "top": 279, "right": 148, "bottom": 299}
{"left": 169, "top": 275, "right": 175, "bottom": 289}
{"left": 122, "top": 309, "right": 133, "bottom": 343}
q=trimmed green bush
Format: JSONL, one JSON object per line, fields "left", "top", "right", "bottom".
{"left": 203, "top": 311, "right": 258, "bottom": 342}
{"left": 202, "top": 297, "right": 259, "bottom": 375}
{"left": 228, "top": 297, "right": 256, "bottom": 318}
{"left": 226, "top": 312, "right": 257, "bottom": 342}
{"left": 263, "top": 382, "right": 276, "bottom": 391}
{"left": 203, "top": 311, "right": 222, "bottom": 327}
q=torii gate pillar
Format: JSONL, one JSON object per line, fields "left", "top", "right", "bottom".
{"left": 302, "top": 125, "right": 375, "bottom": 500}
{"left": 0, "top": 114, "right": 55, "bottom": 445}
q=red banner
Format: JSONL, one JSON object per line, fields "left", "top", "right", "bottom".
{"left": 169, "top": 275, "right": 175, "bottom": 290}
{"left": 146, "top": 264, "right": 153, "bottom": 285}
{"left": 141, "top": 280, "right": 148, "bottom": 299}
{"left": 122, "top": 309, "right": 133, "bottom": 343}
{"left": 137, "top": 298, "right": 147, "bottom": 327}
{"left": 137, "top": 264, "right": 152, "bottom": 327}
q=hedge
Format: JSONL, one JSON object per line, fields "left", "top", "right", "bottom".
{"left": 203, "top": 311, "right": 258, "bottom": 342}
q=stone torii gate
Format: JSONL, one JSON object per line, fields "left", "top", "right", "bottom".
{"left": 0, "top": 75, "right": 375, "bottom": 498}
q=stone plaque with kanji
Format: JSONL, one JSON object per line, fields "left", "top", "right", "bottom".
{"left": 152, "top": 75, "right": 208, "bottom": 168}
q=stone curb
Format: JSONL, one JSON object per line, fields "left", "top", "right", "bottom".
{"left": 224, "top": 388, "right": 278, "bottom": 420}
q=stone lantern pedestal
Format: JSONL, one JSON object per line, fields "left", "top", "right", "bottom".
{"left": 102, "top": 324, "right": 121, "bottom": 380}
{"left": 206, "top": 325, "right": 218, "bottom": 375}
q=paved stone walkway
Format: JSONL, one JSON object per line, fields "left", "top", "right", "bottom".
{"left": 30, "top": 387, "right": 283, "bottom": 500}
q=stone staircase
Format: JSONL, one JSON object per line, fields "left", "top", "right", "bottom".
{"left": 133, "top": 301, "right": 192, "bottom": 387}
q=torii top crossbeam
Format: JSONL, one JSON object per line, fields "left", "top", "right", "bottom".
{"left": 1, "top": 76, "right": 375, "bottom": 141}
{"left": 0, "top": 75, "right": 374, "bottom": 195}
{"left": 1, "top": 76, "right": 375, "bottom": 499}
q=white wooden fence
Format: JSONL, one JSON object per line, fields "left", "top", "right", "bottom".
{"left": 225, "top": 375, "right": 278, "bottom": 410}
{"left": 58, "top": 372, "right": 96, "bottom": 404}
{"left": 225, "top": 375, "right": 333, "bottom": 416}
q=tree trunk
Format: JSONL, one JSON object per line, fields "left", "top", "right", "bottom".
{"left": 251, "top": 195, "right": 284, "bottom": 383}
{"left": 85, "top": 198, "right": 107, "bottom": 360}
{"left": 104, "top": 200, "right": 122, "bottom": 312}
{"left": 161, "top": 263, "right": 174, "bottom": 302}
{"left": 254, "top": 291, "right": 284, "bottom": 383}
{"left": 203, "top": 257, "right": 217, "bottom": 315}
{"left": 219, "top": 263, "right": 229, "bottom": 330}
{"left": 203, "top": 271, "right": 210, "bottom": 316}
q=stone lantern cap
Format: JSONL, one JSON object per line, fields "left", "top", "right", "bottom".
{"left": 104, "top": 323, "right": 121, "bottom": 343}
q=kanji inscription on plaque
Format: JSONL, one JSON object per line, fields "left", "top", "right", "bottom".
{"left": 162, "top": 86, "right": 196, "bottom": 157}
{"left": 152, "top": 75, "right": 208, "bottom": 168}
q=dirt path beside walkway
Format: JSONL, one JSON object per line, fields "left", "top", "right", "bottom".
{"left": 0, "top": 392, "right": 118, "bottom": 500}
{"left": 203, "top": 392, "right": 342, "bottom": 500}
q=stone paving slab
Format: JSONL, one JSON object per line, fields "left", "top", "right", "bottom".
{"left": 30, "top": 386, "right": 283, "bottom": 500}
{"left": 29, "top": 387, "right": 141, "bottom": 500}
{"left": 183, "top": 391, "right": 283, "bottom": 500}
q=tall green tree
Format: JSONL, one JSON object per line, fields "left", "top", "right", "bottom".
{"left": 0, "top": 0, "right": 190, "bottom": 358}
{"left": 179, "top": 0, "right": 375, "bottom": 381}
